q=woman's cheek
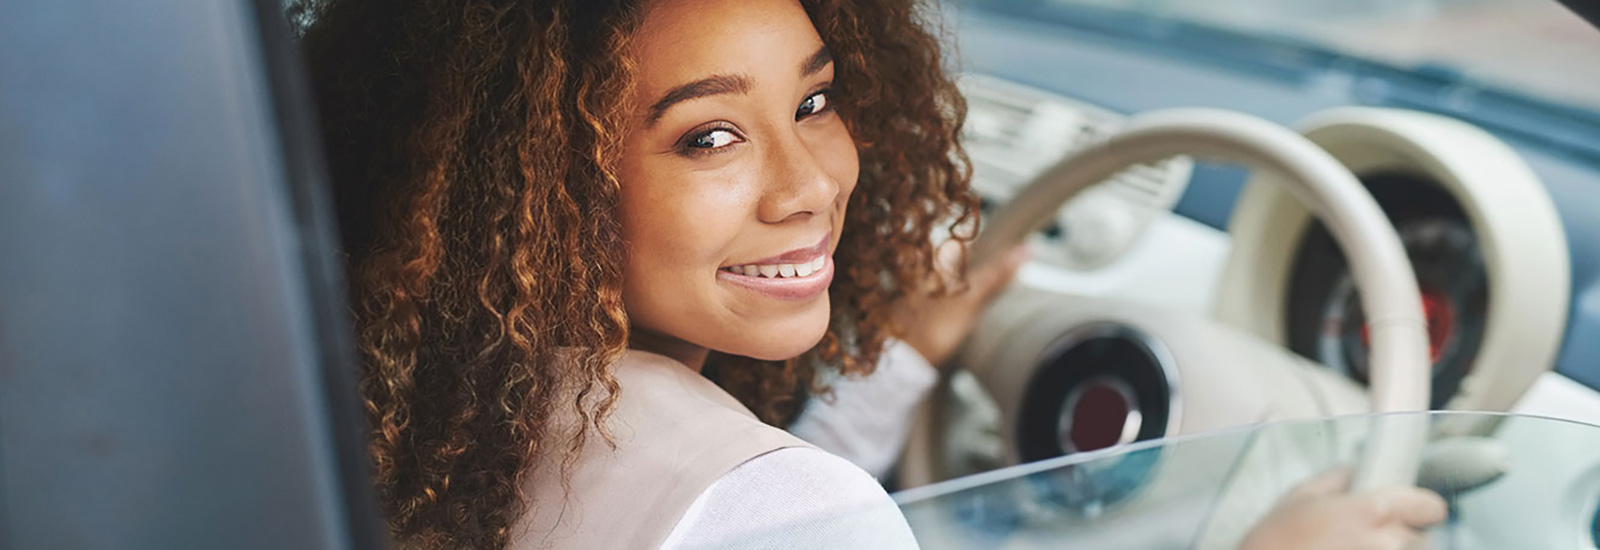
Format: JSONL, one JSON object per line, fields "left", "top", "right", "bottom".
{"left": 653, "top": 165, "right": 761, "bottom": 277}
{"left": 822, "top": 125, "right": 860, "bottom": 212}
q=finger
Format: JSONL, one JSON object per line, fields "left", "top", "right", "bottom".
{"left": 1402, "top": 531, "right": 1435, "bottom": 550}
{"left": 1374, "top": 524, "right": 1427, "bottom": 550}
{"left": 1288, "top": 467, "right": 1354, "bottom": 499}
{"left": 930, "top": 239, "right": 965, "bottom": 287}
{"left": 1369, "top": 487, "right": 1449, "bottom": 528}
{"left": 963, "top": 244, "right": 1028, "bottom": 303}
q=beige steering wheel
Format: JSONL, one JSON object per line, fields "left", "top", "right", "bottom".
{"left": 926, "top": 108, "right": 1433, "bottom": 491}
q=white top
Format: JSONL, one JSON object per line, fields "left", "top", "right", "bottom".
{"left": 660, "top": 447, "right": 920, "bottom": 549}
{"left": 660, "top": 340, "right": 940, "bottom": 549}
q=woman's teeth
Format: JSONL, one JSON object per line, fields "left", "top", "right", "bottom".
{"left": 724, "top": 256, "right": 826, "bottom": 279}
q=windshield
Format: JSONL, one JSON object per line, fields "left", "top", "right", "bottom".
{"left": 897, "top": 411, "right": 1600, "bottom": 549}
{"left": 1039, "top": 0, "right": 1600, "bottom": 112}
{"left": 707, "top": 412, "right": 1600, "bottom": 548}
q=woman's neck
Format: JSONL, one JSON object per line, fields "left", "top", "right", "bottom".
{"left": 627, "top": 328, "right": 709, "bottom": 372}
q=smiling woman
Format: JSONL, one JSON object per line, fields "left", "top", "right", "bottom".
{"left": 617, "top": 0, "right": 860, "bottom": 368}
{"left": 291, "top": 0, "right": 975, "bottom": 548}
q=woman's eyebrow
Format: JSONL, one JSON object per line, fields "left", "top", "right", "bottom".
{"left": 799, "top": 45, "right": 832, "bottom": 77}
{"left": 644, "top": 46, "right": 832, "bottom": 127}
{"left": 647, "top": 74, "right": 751, "bottom": 125}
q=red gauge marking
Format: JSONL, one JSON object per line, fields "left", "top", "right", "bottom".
{"left": 1359, "top": 286, "right": 1457, "bottom": 363}
{"left": 1421, "top": 289, "right": 1457, "bottom": 362}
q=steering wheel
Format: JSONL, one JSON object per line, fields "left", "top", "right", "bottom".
{"left": 917, "top": 108, "right": 1433, "bottom": 492}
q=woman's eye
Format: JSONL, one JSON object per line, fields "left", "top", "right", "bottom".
{"left": 684, "top": 128, "right": 742, "bottom": 152}
{"left": 796, "top": 90, "right": 830, "bottom": 119}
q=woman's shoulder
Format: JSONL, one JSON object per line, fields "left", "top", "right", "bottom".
{"left": 660, "top": 447, "right": 920, "bottom": 550}
{"left": 608, "top": 349, "right": 801, "bottom": 446}
{"left": 612, "top": 350, "right": 765, "bottom": 420}
{"left": 512, "top": 352, "right": 817, "bottom": 549}
{"left": 715, "top": 447, "right": 891, "bottom": 505}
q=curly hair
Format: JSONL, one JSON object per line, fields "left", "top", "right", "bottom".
{"left": 293, "top": 0, "right": 974, "bottom": 548}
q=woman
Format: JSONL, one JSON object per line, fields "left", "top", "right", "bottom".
{"left": 295, "top": 0, "right": 1446, "bottom": 548}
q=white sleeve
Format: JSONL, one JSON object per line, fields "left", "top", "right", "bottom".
{"left": 659, "top": 447, "right": 921, "bottom": 550}
{"left": 786, "top": 339, "right": 940, "bottom": 479}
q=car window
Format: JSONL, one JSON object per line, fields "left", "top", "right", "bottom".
{"left": 1034, "top": 0, "right": 1600, "bottom": 112}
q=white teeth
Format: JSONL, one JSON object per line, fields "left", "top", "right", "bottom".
{"left": 725, "top": 256, "right": 829, "bottom": 278}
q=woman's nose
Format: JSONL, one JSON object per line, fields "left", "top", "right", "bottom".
{"left": 756, "top": 131, "right": 841, "bottom": 224}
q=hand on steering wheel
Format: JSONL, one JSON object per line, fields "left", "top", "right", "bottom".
{"left": 1241, "top": 469, "right": 1447, "bottom": 550}
{"left": 892, "top": 241, "right": 1029, "bottom": 367}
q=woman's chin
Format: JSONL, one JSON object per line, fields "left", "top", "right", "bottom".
{"left": 726, "top": 310, "right": 832, "bottom": 362}
{"left": 740, "top": 344, "right": 820, "bottom": 362}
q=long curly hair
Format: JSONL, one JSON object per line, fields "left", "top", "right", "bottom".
{"left": 293, "top": 0, "right": 974, "bottom": 547}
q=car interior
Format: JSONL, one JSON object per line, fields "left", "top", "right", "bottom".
{"left": 5, "top": 0, "right": 1600, "bottom": 548}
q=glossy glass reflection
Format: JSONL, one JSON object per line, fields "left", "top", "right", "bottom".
{"left": 896, "top": 412, "right": 1600, "bottom": 549}
{"left": 692, "top": 412, "right": 1600, "bottom": 548}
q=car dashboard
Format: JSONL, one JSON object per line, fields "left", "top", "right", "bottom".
{"left": 949, "top": 0, "right": 1600, "bottom": 397}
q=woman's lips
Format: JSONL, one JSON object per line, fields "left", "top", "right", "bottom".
{"left": 716, "top": 255, "right": 834, "bottom": 301}
{"left": 725, "top": 233, "right": 831, "bottom": 267}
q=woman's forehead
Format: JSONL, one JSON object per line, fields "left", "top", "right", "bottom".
{"left": 629, "top": 0, "right": 825, "bottom": 96}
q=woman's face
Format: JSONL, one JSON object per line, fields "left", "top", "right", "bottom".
{"left": 618, "top": 0, "right": 858, "bottom": 366}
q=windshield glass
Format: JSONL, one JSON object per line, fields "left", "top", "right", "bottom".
{"left": 708, "top": 412, "right": 1600, "bottom": 548}
{"left": 897, "top": 411, "right": 1600, "bottom": 549}
{"left": 1040, "top": 0, "right": 1600, "bottom": 112}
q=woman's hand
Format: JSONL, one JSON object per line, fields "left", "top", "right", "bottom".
{"left": 892, "top": 241, "right": 1029, "bottom": 367}
{"left": 1240, "top": 469, "right": 1448, "bottom": 550}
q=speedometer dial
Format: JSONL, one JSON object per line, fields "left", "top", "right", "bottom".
{"left": 1286, "top": 173, "right": 1489, "bottom": 408}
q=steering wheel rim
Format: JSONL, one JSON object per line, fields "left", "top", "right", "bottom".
{"left": 960, "top": 108, "right": 1432, "bottom": 490}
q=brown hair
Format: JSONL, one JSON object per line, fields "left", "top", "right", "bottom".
{"left": 293, "top": 0, "right": 974, "bottom": 548}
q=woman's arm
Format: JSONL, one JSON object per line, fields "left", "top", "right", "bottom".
{"left": 789, "top": 243, "right": 1026, "bottom": 478}
{"left": 787, "top": 340, "right": 941, "bottom": 479}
